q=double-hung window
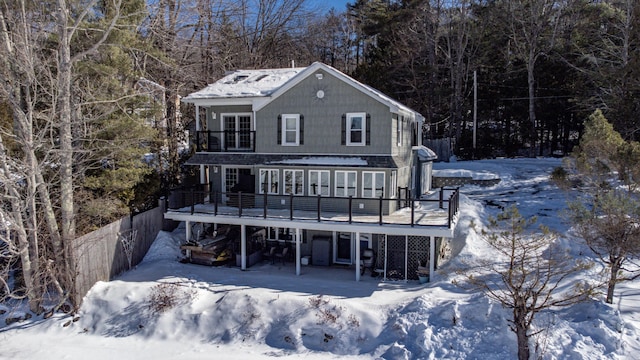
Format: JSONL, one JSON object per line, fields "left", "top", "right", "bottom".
{"left": 259, "top": 169, "right": 279, "bottom": 194}
{"left": 335, "top": 171, "right": 357, "bottom": 197}
{"left": 309, "top": 170, "right": 330, "bottom": 196}
{"left": 396, "top": 116, "right": 403, "bottom": 146}
{"left": 346, "top": 113, "right": 366, "bottom": 146}
{"left": 281, "top": 114, "right": 300, "bottom": 146}
{"left": 390, "top": 170, "right": 397, "bottom": 198}
{"left": 284, "top": 169, "right": 304, "bottom": 195}
{"left": 363, "top": 172, "right": 385, "bottom": 198}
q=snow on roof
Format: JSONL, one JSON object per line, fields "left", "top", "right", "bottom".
{"left": 416, "top": 146, "right": 438, "bottom": 161}
{"left": 183, "top": 67, "right": 305, "bottom": 100}
{"left": 268, "top": 156, "right": 368, "bottom": 166}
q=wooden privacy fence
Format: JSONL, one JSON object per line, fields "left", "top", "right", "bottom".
{"left": 424, "top": 138, "right": 454, "bottom": 162}
{"left": 72, "top": 200, "right": 166, "bottom": 305}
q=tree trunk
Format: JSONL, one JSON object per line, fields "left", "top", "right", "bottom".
{"left": 514, "top": 306, "right": 531, "bottom": 360}
{"left": 527, "top": 53, "right": 537, "bottom": 157}
{"left": 607, "top": 257, "right": 622, "bottom": 304}
{"left": 56, "top": 0, "right": 78, "bottom": 307}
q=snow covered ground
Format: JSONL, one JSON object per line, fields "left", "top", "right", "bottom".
{"left": 1, "top": 158, "right": 638, "bottom": 359}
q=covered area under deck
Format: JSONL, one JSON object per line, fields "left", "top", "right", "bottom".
{"left": 164, "top": 212, "right": 456, "bottom": 282}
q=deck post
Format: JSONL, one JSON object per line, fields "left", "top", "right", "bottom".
{"left": 240, "top": 224, "right": 247, "bottom": 270}
{"left": 185, "top": 220, "right": 192, "bottom": 258}
{"left": 289, "top": 193, "right": 294, "bottom": 220}
{"left": 295, "top": 228, "right": 301, "bottom": 276}
{"left": 355, "top": 231, "right": 361, "bottom": 281}
{"left": 429, "top": 236, "right": 435, "bottom": 282}
{"left": 263, "top": 192, "right": 267, "bottom": 218}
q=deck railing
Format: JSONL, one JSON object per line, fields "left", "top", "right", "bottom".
{"left": 166, "top": 184, "right": 460, "bottom": 229}
{"left": 194, "top": 130, "right": 256, "bottom": 152}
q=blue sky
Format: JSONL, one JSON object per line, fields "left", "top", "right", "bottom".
{"left": 311, "top": 0, "right": 350, "bottom": 12}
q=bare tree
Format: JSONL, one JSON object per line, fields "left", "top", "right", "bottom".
{"left": 0, "top": 0, "right": 146, "bottom": 311}
{"left": 504, "top": 0, "right": 563, "bottom": 155}
{"left": 468, "top": 206, "right": 593, "bottom": 360}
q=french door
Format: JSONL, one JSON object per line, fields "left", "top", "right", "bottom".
{"left": 222, "top": 114, "right": 252, "bottom": 150}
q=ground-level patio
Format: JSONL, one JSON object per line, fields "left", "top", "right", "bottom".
{"left": 164, "top": 210, "right": 455, "bottom": 283}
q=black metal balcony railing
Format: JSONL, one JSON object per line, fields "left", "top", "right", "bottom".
{"left": 195, "top": 130, "right": 256, "bottom": 152}
{"left": 166, "top": 184, "right": 460, "bottom": 229}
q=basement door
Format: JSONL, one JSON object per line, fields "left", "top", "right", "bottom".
{"left": 333, "top": 232, "right": 372, "bottom": 265}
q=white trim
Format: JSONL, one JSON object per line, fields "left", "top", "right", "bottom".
{"left": 295, "top": 228, "right": 301, "bottom": 276}
{"left": 362, "top": 171, "right": 385, "bottom": 198}
{"left": 390, "top": 170, "right": 397, "bottom": 198}
{"left": 346, "top": 112, "right": 366, "bottom": 146}
{"left": 165, "top": 210, "right": 456, "bottom": 237}
{"left": 396, "top": 116, "right": 403, "bottom": 146}
{"left": 220, "top": 112, "right": 253, "bottom": 150}
{"left": 281, "top": 113, "right": 300, "bottom": 146}
{"left": 430, "top": 236, "right": 435, "bottom": 282}
{"left": 259, "top": 168, "right": 279, "bottom": 194}
{"left": 284, "top": 169, "right": 304, "bottom": 195}
{"left": 335, "top": 170, "right": 357, "bottom": 197}
{"left": 309, "top": 170, "right": 330, "bottom": 196}
{"left": 355, "top": 231, "right": 361, "bottom": 281}
{"left": 240, "top": 225, "right": 246, "bottom": 270}
{"left": 253, "top": 62, "right": 419, "bottom": 115}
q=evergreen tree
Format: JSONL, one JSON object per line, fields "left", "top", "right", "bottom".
{"left": 556, "top": 110, "right": 640, "bottom": 304}
{"left": 469, "top": 206, "right": 592, "bottom": 360}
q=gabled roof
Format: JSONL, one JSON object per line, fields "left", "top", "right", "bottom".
{"left": 258, "top": 62, "right": 420, "bottom": 117}
{"left": 182, "top": 67, "right": 305, "bottom": 102}
{"left": 182, "top": 62, "right": 424, "bottom": 121}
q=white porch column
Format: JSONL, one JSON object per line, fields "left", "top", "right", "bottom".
{"left": 195, "top": 106, "right": 200, "bottom": 131}
{"left": 355, "top": 232, "right": 361, "bottom": 281}
{"left": 240, "top": 224, "right": 247, "bottom": 270}
{"left": 383, "top": 235, "right": 388, "bottom": 281}
{"left": 196, "top": 106, "right": 206, "bottom": 184}
{"left": 295, "top": 228, "right": 301, "bottom": 276}
{"left": 429, "top": 236, "right": 436, "bottom": 282}
{"left": 184, "top": 221, "right": 192, "bottom": 258}
{"left": 404, "top": 235, "right": 408, "bottom": 282}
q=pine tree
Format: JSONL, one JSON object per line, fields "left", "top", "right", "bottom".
{"left": 560, "top": 110, "right": 640, "bottom": 304}
{"left": 469, "top": 206, "right": 593, "bottom": 360}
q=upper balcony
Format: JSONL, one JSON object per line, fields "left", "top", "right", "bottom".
{"left": 195, "top": 130, "right": 256, "bottom": 152}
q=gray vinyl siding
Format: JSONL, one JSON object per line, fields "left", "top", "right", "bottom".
{"left": 255, "top": 69, "right": 392, "bottom": 155}
{"left": 206, "top": 105, "right": 253, "bottom": 131}
{"left": 249, "top": 165, "right": 403, "bottom": 215}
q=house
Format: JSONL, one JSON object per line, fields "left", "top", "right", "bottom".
{"left": 164, "top": 62, "right": 459, "bottom": 282}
